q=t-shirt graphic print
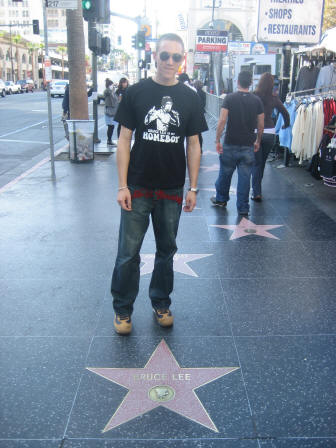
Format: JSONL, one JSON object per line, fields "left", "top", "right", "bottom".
{"left": 114, "top": 78, "right": 208, "bottom": 189}
{"left": 143, "top": 96, "right": 181, "bottom": 143}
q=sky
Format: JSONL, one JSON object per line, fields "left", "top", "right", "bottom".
{"left": 111, "top": 0, "right": 189, "bottom": 51}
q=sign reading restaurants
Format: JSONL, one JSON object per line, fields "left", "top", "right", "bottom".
{"left": 196, "top": 30, "right": 228, "bottom": 52}
{"left": 257, "top": 0, "right": 324, "bottom": 44}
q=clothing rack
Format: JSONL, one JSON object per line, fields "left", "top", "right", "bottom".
{"left": 288, "top": 85, "right": 336, "bottom": 100}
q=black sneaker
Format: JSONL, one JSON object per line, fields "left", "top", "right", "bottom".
{"left": 210, "top": 196, "right": 227, "bottom": 207}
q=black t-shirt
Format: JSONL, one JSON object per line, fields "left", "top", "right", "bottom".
{"left": 222, "top": 91, "right": 264, "bottom": 146}
{"left": 114, "top": 78, "right": 208, "bottom": 189}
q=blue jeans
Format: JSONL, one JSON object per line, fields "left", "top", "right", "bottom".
{"left": 215, "top": 144, "right": 255, "bottom": 213}
{"left": 111, "top": 185, "right": 183, "bottom": 317}
{"left": 252, "top": 133, "right": 275, "bottom": 197}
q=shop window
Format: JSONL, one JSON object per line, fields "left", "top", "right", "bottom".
{"left": 254, "top": 65, "right": 271, "bottom": 75}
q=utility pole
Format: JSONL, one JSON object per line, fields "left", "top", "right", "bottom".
{"left": 42, "top": 0, "right": 56, "bottom": 181}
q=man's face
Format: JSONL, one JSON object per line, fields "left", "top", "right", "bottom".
{"left": 155, "top": 40, "right": 184, "bottom": 83}
{"left": 164, "top": 101, "right": 173, "bottom": 111}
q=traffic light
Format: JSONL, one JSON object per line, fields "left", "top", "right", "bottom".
{"left": 32, "top": 19, "right": 39, "bottom": 35}
{"left": 145, "top": 50, "right": 151, "bottom": 64}
{"left": 88, "top": 27, "right": 102, "bottom": 54}
{"left": 101, "top": 37, "right": 110, "bottom": 55}
{"left": 82, "top": 0, "right": 110, "bottom": 23}
{"left": 131, "top": 34, "right": 137, "bottom": 49}
{"left": 82, "top": 0, "right": 95, "bottom": 21}
{"left": 136, "top": 30, "right": 146, "bottom": 50}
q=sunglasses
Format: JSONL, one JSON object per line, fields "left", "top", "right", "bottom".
{"left": 159, "top": 52, "right": 183, "bottom": 63}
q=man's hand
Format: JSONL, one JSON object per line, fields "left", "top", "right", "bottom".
{"left": 183, "top": 191, "right": 197, "bottom": 212}
{"left": 216, "top": 141, "right": 223, "bottom": 154}
{"left": 254, "top": 141, "right": 260, "bottom": 152}
{"left": 117, "top": 188, "right": 132, "bottom": 211}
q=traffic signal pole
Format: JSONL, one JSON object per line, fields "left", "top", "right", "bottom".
{"left": 42, "top": 0, "right": 56, "bottom": 180}
{"left": 89, "top": 20, "right": 101, "bottom": 144}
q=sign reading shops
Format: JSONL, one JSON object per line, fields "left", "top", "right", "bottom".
{"left": 196, "top": 30, "right": 228, "bottom": 52}
{"left": 257, "top": 0, "right": 324, "bottom": 44}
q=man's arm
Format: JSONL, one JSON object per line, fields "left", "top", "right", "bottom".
{"left": 255, "top": 113, "right": 264, "bottom": 152}
{"left": 215, "top": 108, "right": 228, "bottom": 154}
{"left": 116, "top": 126, "right": 133, "bottom": 211}
{"left": 184, "top": 134, "right": 201, "bottom": 213}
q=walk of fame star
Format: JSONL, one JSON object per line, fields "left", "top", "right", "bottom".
{"left": 140, "top": 253, "right": 213, "bottom": 277}
{"left": 210, "top": 217, "right": 284, "bottom": 240}
{"left": 87, "top": 339, "right": 239, "bottom": 432}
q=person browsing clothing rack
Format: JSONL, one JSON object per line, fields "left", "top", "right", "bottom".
{"left": 251, "top": 72, "right": 290, "bottom": 201}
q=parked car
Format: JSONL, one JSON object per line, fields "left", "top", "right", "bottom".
{"left": 0, "top": 79, "right": 6, "bottom": 97}
{"left": 5, "top": 81, "right": 21, "bottom": 94}
{"left": 50, "top": 80, "right": 69, "bottom": 97}
{"left": 15, "top": 81, "right": 24, "bottom": 93}
{"left": 17, "top": 79, "right": 34, "bottom": 93}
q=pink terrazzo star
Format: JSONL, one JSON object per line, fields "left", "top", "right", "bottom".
{"left": 210, "top": 217, "right": 284, "bottom": 240}
{"left": 87, "top": 339, "right": 238, "bottom": 432}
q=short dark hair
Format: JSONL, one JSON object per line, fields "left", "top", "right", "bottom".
{"left": 161, "top": 96, "right": 173, "bottom": 106}
{"left": 156, "top": 33, "right": 184, "bottom": 53}
{"left": 238, "top": 71, "right": 252, "bottom": 89}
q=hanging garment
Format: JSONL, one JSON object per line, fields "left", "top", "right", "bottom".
{"left": 292, "top": 101, "right": 325, "bottom": 162}
{"left": 275, "top": 99, "right": 297, "bottom": 150}
{"left": 315, "top": 64, "right": 336, "bottom": 93}
{"left": 295, "top": 65, "right": 320, "bottom": 95}
{"left": 323, "top": 99, "right": 336, "bottom": 135}
{"left": 292, "top": 104, "right": 311, "bottom": 163}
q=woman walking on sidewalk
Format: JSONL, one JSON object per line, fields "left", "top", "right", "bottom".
{"left": 252, "top": 72, "right": 290, "bottom": 201}
{"left": 115, "top": 77, "right": 129, "bottom": 138}
{"left": 104, "top": 79, "right": 118, "bottom": 146}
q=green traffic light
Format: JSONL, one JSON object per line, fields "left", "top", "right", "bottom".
{"left": 82, "top": 0, "right": 92, "bottom": 10}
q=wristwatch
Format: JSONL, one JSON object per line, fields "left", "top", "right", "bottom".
{"left": 188, "top": 187, "right": 199, "bottom": 194}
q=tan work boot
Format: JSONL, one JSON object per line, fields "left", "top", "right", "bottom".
{"left": 114, "top": 314, "right": 132, "bottom": 335}
{"left": 153, "top": 308, "right": 174, "bottom": 327}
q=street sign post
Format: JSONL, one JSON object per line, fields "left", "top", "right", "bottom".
{"left": 196, "top": 30, "right": 228, "bottom": 53}
{"left": 45, "top": 0, "right": 77, "bottom": 9}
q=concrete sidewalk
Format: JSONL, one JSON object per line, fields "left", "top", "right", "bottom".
{"left": 0, "top": 124, "right": 335, "bottom": 448}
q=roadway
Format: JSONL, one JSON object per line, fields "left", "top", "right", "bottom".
{"left": 0, "top": 90, "right": 102, "bottom": 189}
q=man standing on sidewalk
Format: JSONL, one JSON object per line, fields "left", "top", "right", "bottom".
{"left": 111, "top": 33, "right": 208, "bottom": 335}
{"left": 211, "top": 71, "right": 264, "bottom": 215}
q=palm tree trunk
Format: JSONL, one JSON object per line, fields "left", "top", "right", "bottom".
{"left": 66, "top": 0, "right": 88, "bottom": 120}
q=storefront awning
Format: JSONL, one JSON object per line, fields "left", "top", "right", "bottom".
{"left": 296, "top": 27, "right": 336, "bottom": 54}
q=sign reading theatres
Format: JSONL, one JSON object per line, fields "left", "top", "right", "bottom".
{"left": 196, "top": 30, "right": 228, "bottom": 52}
{"left": 257, "top": 0, "right": 324, "bottom": 44}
